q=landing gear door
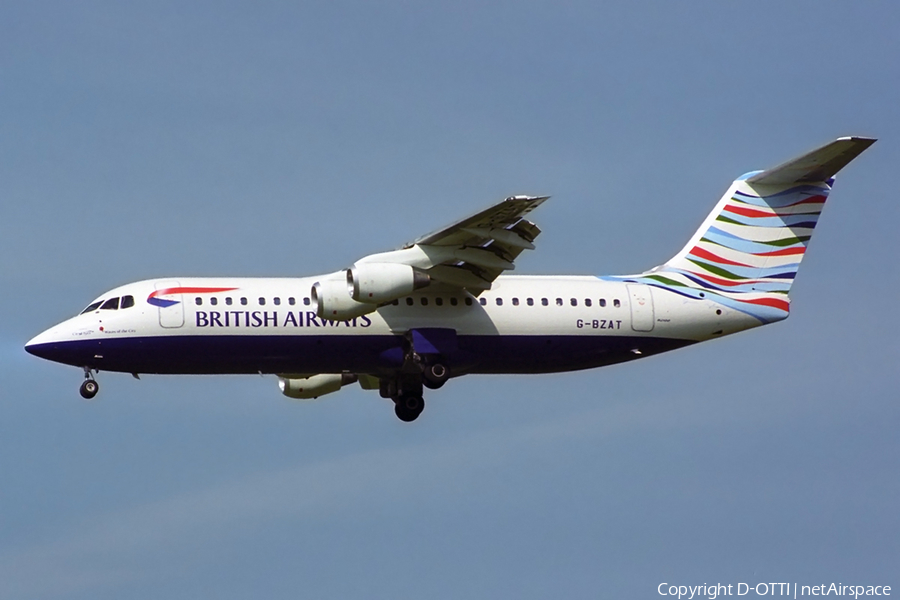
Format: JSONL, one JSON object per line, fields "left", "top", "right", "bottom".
{"left": 627, "top": 284, "right": 655, "bottom": 332}
{"left": 409, "top": 328, "right": 458, "bottom": 355}
{"left": 152, "top": 281, "right": 185, "bottom": 329}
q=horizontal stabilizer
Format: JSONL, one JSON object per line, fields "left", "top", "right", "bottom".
{"left": 746, "top": 136, "right": 876, "bottom": 185}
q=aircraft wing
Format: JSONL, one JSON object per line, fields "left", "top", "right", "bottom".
{"left": 355, "top": 195, "right": 549, "bottom": 293}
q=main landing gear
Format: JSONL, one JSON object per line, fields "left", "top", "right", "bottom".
{"left": 381, "top": 361, "right": 451, "bottom": 423}
{"left": 79, "top": 367, "right": 99, "bottom": 399}
{"left": 381, "top": 377, "right": 427, "bottom": 423}
{"left": 394, "top": 393, "right": 425, "bottom": 422}
{"left": 381, "top": 330, "right": 454, "bottom": 422}
{"left": 422, "top": 363, "right": 450, "bottom": 390}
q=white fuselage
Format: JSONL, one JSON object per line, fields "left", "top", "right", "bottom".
{"left": 26, "top": 274, "right": 765, "bottom": 377}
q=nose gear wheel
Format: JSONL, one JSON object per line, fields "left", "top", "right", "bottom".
{"left": 80, "top": 367, "right": 99, "bottom": 399}
{"left": 80, "top": 379, "right": 99, "bottom": 399}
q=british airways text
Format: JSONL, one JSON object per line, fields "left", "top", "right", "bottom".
{"left": 195, "top": 311, "right": 372, "bottom": 328}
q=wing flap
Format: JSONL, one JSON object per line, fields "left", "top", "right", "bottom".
{"left": 410, "top": 195, "right": 548, "bottom": 247}
{"left": 356, "top": 195, "right": 548, "bottom": 294}
{"left": 461, "top": 227, "right": 536, "bottom": 250}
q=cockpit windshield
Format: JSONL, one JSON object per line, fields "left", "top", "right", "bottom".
{"left": 79, "top": 295, "right": 134, "bottom": 315}
{"left": 80, "top": 301, "right": 103, "bottom": 314}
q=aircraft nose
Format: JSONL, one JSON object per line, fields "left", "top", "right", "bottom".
{"left": 25, "top": 319, "right": 102, "bottom": 367}
{"left": 25, "top": 329, "right": 55, "bottom": 359}
{"left": 24, "top": 325, "right": 81, "bottom": 364}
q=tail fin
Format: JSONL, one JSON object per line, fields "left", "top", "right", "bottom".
{"left": 632, "top": 137, "right": 875, "bottom": 323}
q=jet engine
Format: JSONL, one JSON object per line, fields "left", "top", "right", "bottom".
{"left": 278, "top": 373, "right": 358, "bottom": 400}
{"left": 311, "top": 279, "right": 377, "bottom": 321}
{"left": 348, "top": 263, "right": 430, "bottom": 304}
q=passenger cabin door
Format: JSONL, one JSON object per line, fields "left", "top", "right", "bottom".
{"left": 154, "top": 280, "right": 185, "bottom": 328}
{"left": 627, "top": 284, "right": 655, "bottom": 332}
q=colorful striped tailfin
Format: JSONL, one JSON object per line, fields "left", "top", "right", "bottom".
{"left": 623, "top": 137, "right": 875, "bottom": 323}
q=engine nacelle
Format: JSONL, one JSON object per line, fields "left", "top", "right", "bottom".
{"left": 311, "top": 279, "right": 377, "bottom": 321}
{"left": 278, "top": 373, "right": 358, "bottom": 400}
{"left": 348, "top": 262, "right": 430, "bottom": 304}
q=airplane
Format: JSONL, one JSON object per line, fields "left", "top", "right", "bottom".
{"left": 25, "top": 137, "right": 875, "bottom": 422}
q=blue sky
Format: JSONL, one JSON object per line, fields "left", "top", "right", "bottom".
{"left": 2, "top": 3, "right": 898, "bottom": 599}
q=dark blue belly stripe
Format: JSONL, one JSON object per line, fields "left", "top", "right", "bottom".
{"left": 25, "top": 334, "right": 694, "bottom": 376}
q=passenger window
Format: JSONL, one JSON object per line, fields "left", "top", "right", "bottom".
{"left": 450, "top": 297, "right": 458, "bottom": 306}
{"left": 120, "top": 295, "right": 135, "bottom": 309}
{"left": 288, "top": 297, "right": 295, "bottom": 306}
{"left": 303, "top": 297, "right": 310, "bottom": 306}
{"left": 479, "top": 298, "right": 487, "bottom": 306}
{"left": 241, "top": 297, "right": 248, "bottom": 306}
{"left": 496, "top": 298, "right": 503, "bottom": 306}
{"left": 81, "top": 301, "right": 102, "bottom": 314}
{"left": 421, "top": 297, "right": 428, "bottom": 306}
{"left": 259, "top": 297, "right": 266, "bottom": 306}
{"left": 406, "top": 297, "right": 414, "bottom": 306}
{"left": 512, "top": 298, "right": 519, "bottom": 306}
{"left": 599, "top": 299, "right": 606, "bottom": 307}
{"left": 195, "top": 297, "right": 202, "bottom": 306}
{"left": 210, "top": 297, "right": 218, "bottom": 306}
{"left": 570, "top": 298, "right": 577, "bottom": 306}
{"left": 541, "top": 298, "right": 548, "bottom": 306}
{"left": 465, "top": 297, "right": 473, "bottom": 306}
{"left": 585, "top": 299, "right": 592, "bottom": 307}
{"left": 274, "top": 297, "right": 281, "bottom": 306}
{"left": 527, "top": 298, "right": 534, "bottom": 306}
{"left": 556, "top": 298, "right": 563, "bottom": 306}
{"left": 226, "top": 297, "right": 233, "bottom": 306}
{"left": 391, "top": 299, "right": 399, "bottom": 306}
{"left": 613, "top": 299, "right": 621, "bottom": 308}
{"left": 435, "top": 297, "right": 443, "bottom": 306}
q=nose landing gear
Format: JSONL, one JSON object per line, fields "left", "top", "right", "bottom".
{"left": 79, "top": 367, "right": 99, "bottom": 399}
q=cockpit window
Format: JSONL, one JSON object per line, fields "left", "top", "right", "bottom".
{"left": 81, "top": 301, "right": 103, "bottom": 314}
{"left": 120, "top": 295, "right": 135, "bottom": 309}
{"left": 101, "top": 297, "right": 120, "bottom": 310}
